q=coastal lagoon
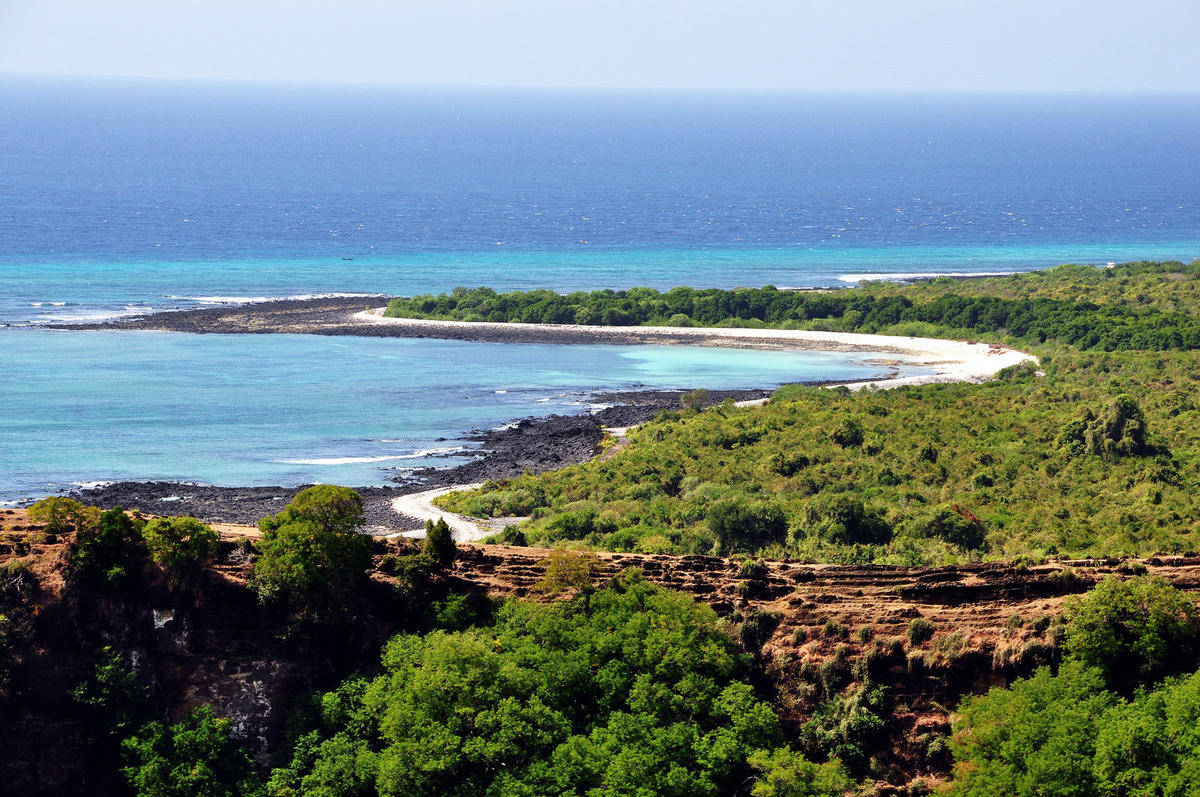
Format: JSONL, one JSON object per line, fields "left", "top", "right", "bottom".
{"left": 3, "top": 81, "right": 1198, "bottom": 498}
{"left": 0, "top": 328, "right": 912, "bottom": 502}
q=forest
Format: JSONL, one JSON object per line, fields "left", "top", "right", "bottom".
{"left": 385, "top": 260, "right": 1200, "bottom": 351}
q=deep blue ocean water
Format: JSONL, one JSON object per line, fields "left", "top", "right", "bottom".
{"left": 2, "top": 78, "right": 1198, "bottom": 499}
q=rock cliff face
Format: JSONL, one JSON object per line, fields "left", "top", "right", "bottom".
{"left": 2, "top": 507, "right": 1199, "bottom": 794}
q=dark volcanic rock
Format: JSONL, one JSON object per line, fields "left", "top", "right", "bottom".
{"left": 70, "top": 387, "right": 766, "bottom": 529}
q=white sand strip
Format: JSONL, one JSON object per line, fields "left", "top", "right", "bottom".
{"left": 390, "top": 483, "right": 528, "bottom": 542}
{"left": 367, "top": 309, "right": 1038, "bottom": 534}
{"left": 354, "top": 308, "right": 1037, "bottom": 389}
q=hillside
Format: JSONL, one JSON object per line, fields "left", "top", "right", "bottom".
{"left": 4, "top": 507, "right": 1199, "bottom": 794}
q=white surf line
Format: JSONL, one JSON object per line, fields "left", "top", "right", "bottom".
{"left": 389, "top": 483, "right": 528, "bottom": 542}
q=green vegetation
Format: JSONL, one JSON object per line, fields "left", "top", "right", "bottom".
{"left": 446, "top": 351, "right": 1197, "bottom": 563}
{"left": 122, "top": 706, "right": 261, "bottom": 797}
{"left": 142, "top": 516, "right": 218, "bottom": 591}
{"left": 422, "top": 517, "right": 456, "bottom": 566}
{"left": 416, "top": 262, "right": 1200, "bottom": 564}
{"left": 948, "top": 575, "right": 1200, "bottom": 795}
{"left": 265, "top": 572, "right": 829, "bottom": 797}
{"left": 68, "top": 506, "right": 148, "bottom": 592}
{"left": 27, "top": 496, "right": 98, "bottom": 537}
{"left": 746, "top": 748, "right": 853, "bottom": 797}
{"left": 1061, "top": 574, "right": 1199, "bottom": 690}
{"left": 385, "top": 260, "right": 1200, "bottom": 350}
{"left": 251, "top": 486, "right": 374, "bottom": 624}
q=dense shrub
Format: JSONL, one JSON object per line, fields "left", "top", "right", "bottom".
{"left": 903, "top": 504, "right": 986, "bottom": 551}
{"left": 799, "top": 681, "right": 888, "bottom": 773}
{"left": 708, "top": 498, "right": 788, "bottom": 555}
{"left": 1061, "top": 574, "right": 1200, "bottom": 690}
{"left": 266, "top": 573, "right": 787, "bottom": 796}
{"left": 27, "top": 496, "right": 98, "bottom": 536}
{"left": 251, "top": 486, "right": 373, "bottom": 624}
{"left": 122, "top": 706, "right": 260, "bottom": 797}
{"left": 68, "top": 507, "right": 147, "bottom": 593}
{"left": 747, "top": 748, "right": 854, "bottom": 797}
{"left": 802, "top": 494, "right": 891, "bottom": 546}
{"left": 142, "top": 516, "right": 218, "bottom": 591}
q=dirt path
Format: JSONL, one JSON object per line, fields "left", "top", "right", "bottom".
{"left": 388, "top": 484, "right": 527, "bottom": 542}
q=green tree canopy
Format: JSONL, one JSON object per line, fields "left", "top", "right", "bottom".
{"left": 422, "top": 518, "right": 456, "bottom": 566}
{"left": 69, "top": 507, "right": 147, "bottom": 593}
{"left": 947, "top": 662, "right": 1115, "bottom": 797}
{"left": 1062, "top": 574, "right": 1200, "bottom": 690}
{"left": 122, "top": 706, "right": 261, "bottom": 797}
{"left": 251, "top": 486, "right": 373, "bottom": 624}
{"left": 266, "top": 572, "right": 785, "bottom": 797}
{"left": 142, "top": 516, "right": 218, "bottom": 591}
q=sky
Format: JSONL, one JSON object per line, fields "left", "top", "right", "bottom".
{"left": 0, "top": 0, "right": 1197, "bottom": 91}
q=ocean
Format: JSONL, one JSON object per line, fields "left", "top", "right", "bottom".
{"left": 2, "top": 78, "right": 1198, "bottom": 500}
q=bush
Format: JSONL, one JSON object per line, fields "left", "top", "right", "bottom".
{"left": 251, "top": 486, "right": 373, "bottom": 624}
{"left": 908, "top": 617, "right": 935, "bottom": 646}
{"left": 747, "top": 747, "right": 854, "bottom": 797}
{"left": 27, "top": 496, "right": 98, "bottom": 535}
{"left": 142, "top": 516, "right": 218, "bottom": 591}
{"left": 69, "top": 507, "right": 147, "bottom": 593}
{"left": 534, "top": 549, "right": 600, "bottom": 596}
{"left": 709, "top": 498, "right": 788, "bottom": 555}
{"left": 422, "top": 518, "right": 456, "bottom": 566}
{"left": 831, "top": 416, "right": 864, "bottom": 448}
{"left": 802, "top": 494, "right": 892, "bottom": 546}
{"left": 904, "top": 504, "right": 986, "bottom": 551}
{"left": 122, "top": 706, "right": 260, "bottom": 797}
{"left": 1062, "top": 574, "right": 1200, "bottom": 690}
{"left": 800, "top": 681, "right": 887, "bottom": 773}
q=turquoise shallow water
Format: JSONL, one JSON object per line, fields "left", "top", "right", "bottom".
{"left": 2, "top": 83, "right": 1197, "bottom": 497}
{"left": 6, "top": 241, "right": 1200, "bottom": 328}
{"left": 0, "top": 328, "right": 914, "bottom": 502}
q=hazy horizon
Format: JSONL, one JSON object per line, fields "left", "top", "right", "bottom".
{"left": 1, "top": 0, "right": 1196, "bottom": 92}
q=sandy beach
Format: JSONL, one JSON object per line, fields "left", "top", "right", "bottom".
{"left": 354, "top": 308, "right": 1038, "bottom": 391}
{"left": 354, "top": 309, "right": 1038, "bottom": 538}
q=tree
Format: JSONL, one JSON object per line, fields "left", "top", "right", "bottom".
{"left": 266, "top": 574, "right": 784, "bottom": 796}
{"left": 534, "top": 548, "right": 600, "bottom": 596}
{"left": 1062, "top": 574, "right": 1200, "bottom": 690}
{"left": 422, "top": 518, "right": 456, "bottom": 566}
{"left": 708, "top": 498, "right": 788, "bottom": 555}
{"left": 142, "top": 516, "right": 218, "bottom": 592}
{"left": 122, "top": 706, "right": 261, "bottom": 797}
{"left": 251, "top": 486, "right": 373, "bottom": 624}
{"left": 802, "top": 494, "right": 891, "bottom": 546}
{"left": 27, "top": 496, "right": 98, "bottom": 536}
{"left": 748, "top": 748, "right": 853, "bottom": 797}
{"left": 947, "top": 662, "right": 1116, "bottom": 796}
{"left": 69, "top": 507, "right": 147, "bottom": 593}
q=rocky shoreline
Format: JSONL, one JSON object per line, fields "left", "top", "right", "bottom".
{"left": 71, "top": 387, "right": 769, "bottom": 531}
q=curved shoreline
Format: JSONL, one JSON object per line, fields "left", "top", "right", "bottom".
{"left": 362, "top": 311, "right": 1039, "bottom": 538}
{"left": 354, "top": 308, "right": 1038, "bottom": 391}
